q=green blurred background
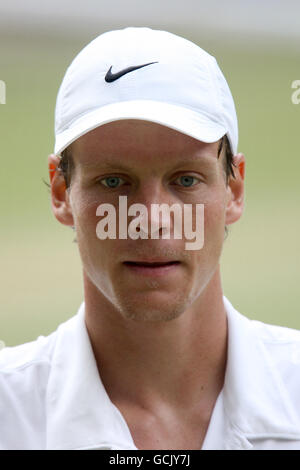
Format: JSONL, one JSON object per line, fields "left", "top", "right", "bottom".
{"left": 1, "top": 1, "right": 300, "bottom": 346}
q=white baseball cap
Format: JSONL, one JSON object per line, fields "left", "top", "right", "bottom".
{"left": 54, "top": 27, "right": 238, "bottom": 155}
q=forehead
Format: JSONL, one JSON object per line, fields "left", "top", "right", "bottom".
{"left": 70, "top": 119, "right": 222, "bottom": 169}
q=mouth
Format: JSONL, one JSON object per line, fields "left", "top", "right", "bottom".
{"left": 123, "top": 260, "right": 181, "bottom": 277}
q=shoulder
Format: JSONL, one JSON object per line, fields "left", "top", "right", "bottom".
{"left": 250, "top": 316, "right": 300, "bottom": 343}
{"left": 234, "top": 304, "right": 300, "bottom": 366}
{"left": 0, "top": 331, "right": 57, "bottom": 372}
{"left": 250, "top": 316, "right": 300, "bottom": 362}
{"left": 0, "top": 324, "right": 62, "bottom": 449}
{"left": 224, "top": 296, "right": 300, "bottom": 348}
{"left": 250, "top": 318, "right": 300, "bottom": 375}
{"left": 236, "top": 308, "right": 300, "bottom": 415}
{"left": 0, "top": 306, "right": 82, "bottom": 371}
{"left": 224, "top": 296, "right": 300, "bottom": 389}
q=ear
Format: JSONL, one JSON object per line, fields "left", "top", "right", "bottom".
{"left": 48, "top": 154, "right": 74, "bottom": 226}
{"left": 225, "top": 153, "right": 245, "bottom": 225}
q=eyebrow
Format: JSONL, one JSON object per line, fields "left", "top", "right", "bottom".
{"left": 79, "top": 153, "right": 217, "bottom": 171}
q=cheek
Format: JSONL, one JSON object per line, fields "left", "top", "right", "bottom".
{"left": 205, "top": 198, "right": 227, "bottom": 231}
{"left": 71, "top": 194, "right": 116, "bottom": 291}
{"left": 201, "top": 193, "right": 228, "bottom": 254}
{"left": 70, "top": 189, "right": 124, "bottom": 269}
{"left": 70, "top": 188, "right": 102, "bottom": 237}
{"left": 189, "top": 197, "right": 227, "bottom": 282}
{"left": 69, "top": 191, "right": 105, "bottom": 267}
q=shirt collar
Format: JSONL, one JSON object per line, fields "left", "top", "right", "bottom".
{"left": 46, "top": 297, "right": 300, "bottom": 450}
{"left": 222, "top": 296, "right": 300, "bottom": 443}
{"left": 46, "top": 303, "right": 137, "bottom": 450}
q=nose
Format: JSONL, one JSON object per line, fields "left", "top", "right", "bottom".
{"left": 127, "top": 180, "right": 179, "bottom": 239}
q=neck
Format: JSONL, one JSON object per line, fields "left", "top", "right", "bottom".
{"left": 84, "top": 268, "right": 227, "bottom": 413}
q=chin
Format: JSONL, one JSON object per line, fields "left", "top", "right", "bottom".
{"left": 116, "top": 291, "right": 191, "bottom": 323}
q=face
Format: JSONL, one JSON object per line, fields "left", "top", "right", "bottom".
{"left": 50, "top": 120, "right": 244, "bottom": 323}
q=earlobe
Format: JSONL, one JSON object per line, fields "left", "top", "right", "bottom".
{"left": 48, "top": 154, "right": 74, "bottom": 227}
{"left": 225, "top": 153, "right": 245, "bottom": 225}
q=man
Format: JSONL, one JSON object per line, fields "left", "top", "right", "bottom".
{"left": 1, "top": 27, "right": 300, "bottom": 450}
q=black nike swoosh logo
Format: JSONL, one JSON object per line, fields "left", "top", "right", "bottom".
{"left": 105, "top": 62, "right": 158, "bottom": 83}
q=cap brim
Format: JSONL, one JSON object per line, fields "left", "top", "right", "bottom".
{"left": 54, "top": 100, "right": 226, "bottom": 155}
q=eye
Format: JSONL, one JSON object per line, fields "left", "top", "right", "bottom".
{"left": 173, "top": 175, "right": 200, "bottom": 187}
{"left": 99, "top": 176, "right": 126, "bottom": 188}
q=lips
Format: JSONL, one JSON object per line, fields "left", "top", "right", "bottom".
{"left": 123, "top": 260, "right": 181, "bottom": 278}
{"left": 123, "top": 261, "right": 180, "bottom": 267}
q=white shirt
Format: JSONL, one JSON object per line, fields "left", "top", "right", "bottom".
{"left": 1, "top": 296, "right": 300, "bottom": 450}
